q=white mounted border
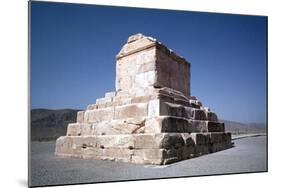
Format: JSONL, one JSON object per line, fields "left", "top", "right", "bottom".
{"left": 1, "top": 1, "right": 281, "bottom": 188}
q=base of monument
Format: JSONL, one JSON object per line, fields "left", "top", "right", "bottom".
{"left": 55, "top": 132, "right": 232, "bottom": 165}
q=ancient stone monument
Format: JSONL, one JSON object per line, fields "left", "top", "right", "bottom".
{"left": 55, "top": 33, "right": 232, "bottom": 165}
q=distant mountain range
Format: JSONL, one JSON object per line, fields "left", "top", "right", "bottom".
{"left": 221, "top": 120, "right": 266, "bottom": 135}
{"left": 30, "top": 109, "right": 266, "bottom": 141}
{"left": 31, "top": 109, "right": 80, "bottom": 141}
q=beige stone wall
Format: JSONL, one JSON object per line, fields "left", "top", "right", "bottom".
{"left": 155, "top": 46, "right": 190, "bottom": 96}
{"left": 115, "top": 34, "right": 190, "bottom": 97}
{"left": 116, "top": 47, "right": 157, "bottom": 91}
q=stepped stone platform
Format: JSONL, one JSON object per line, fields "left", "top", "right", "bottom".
{"left": 55, "top": 33, "right": 232, "bottom": 165}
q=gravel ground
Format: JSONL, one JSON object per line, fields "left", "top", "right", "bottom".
{"left": 30, "top": 135, "right": 267, "bottom": 187}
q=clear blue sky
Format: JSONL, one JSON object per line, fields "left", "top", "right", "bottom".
{"left": 30, "top": 1, "right": 267, "bottom": 124}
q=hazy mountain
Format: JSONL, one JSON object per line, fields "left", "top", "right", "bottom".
{"left": 30, "top": 109, "right": 80, "bottom": 141}
{"left": 221, "top": 120, "right": 266, "bottom": 135}
{"left": 30, "top": 109, "right": 267, "bottom": 141}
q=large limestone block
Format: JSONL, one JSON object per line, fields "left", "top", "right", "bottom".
{"left": 100, "top": 149, "right": 134, "bottom": 162}
{"left": 208, "top": 132, "right": 231, "bottom": 144}
{"left": 66, "top": 123, "right": 81, "bottom": 136}
{"left": 131, "top": 154, "right": 163, "bottom": 165}
{"left": 144, "top": 116, "right": 186, "bottom": 133}
{"left": 191, "top": 133, "right": 209, "bottom": 145}
{"left": 114, "top": 103, "right": 148, "bottom": 119}
{"left": 96, "top": 135, "right": 135, "bottom": 149}
{"left": 180, "top": 146, "right": 196, "bottom": 159}
{"left": 91, "top": 121, "right": 115, "bottom": 135}
{"left": 166, "top": 103, "right": 194, "bottom": 119}
{"left": 145, "top": 116, "right": 224, "bottom": 134}
{"left": 134, "top": 71, "right": 156, "bottom": 88}
{"left": 55, "top": 136, "right": 72, "bottom": 155}
{"left": 85, "top": 107, "right": 113, "bottom": 123}
{"left": 112, "top": 118, "right": 145, "bottom": 134}
{"left": 92, "top": 118, "right": 145, "bottom": 135}
{"left": 194, "top": 145, "right": 209, "bottom": 155}
{"left": 55, "top": 136, "right": 85, "bottom": 156}
{"left": 116, "top": 47, "right": 156, "bottom": 92}
{"left": 105, "top": 91, "right": 116, "bottom": 98}
{"left": 207, "top": 112, "right": 218, "bottom": 121}
{"left": 128, "top": 87, "right": 155, "bottom": 97}
{"left": 181, "top": 133, "right": 196, "bottom": 147}
{"left": 134, "top": 133, "right": 185, "bottom": 149}
{"left": 133, "top": 149, "right": 165, "bottom": 163}
{"left": 207, "top": 121, "right": 225, "bottom": 132}
{"left": 131, "top": 95, "right": 154, "bottom": 104}
{"left": 137, "top": 60, "right": 155, "bottom": 74}
{"left": 148, "top": 99, "right": 161, "bottom": 117}
{"left": 96, "top": 97, "right": 113, "bottom": 104}
{"left": 160, "top": 101, "right": 194, "bottom": 119}
{"left": 188, "top": 120, "right": 225, "bottom": 132}
{"left": 80, "top": 123, "right": 93, "bottom": 135}
{"left": 80, "top": 147, "right": 102, "bottom": 159}
{"left": 148, "top": 98, "right": 198, "bottom": 119}
{"left": 77, "top": 111, "right": 85, "bottom": 123}
{"left": 193, "top": 109, "right": 207, "bottom": 120}
{"left": 155, "top": 47, "right": 190, "bottom": 96}
{"left": 188, "top": 120, "right": 208, "bottom": 132}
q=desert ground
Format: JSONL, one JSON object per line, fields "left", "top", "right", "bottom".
{"left": 30, "top": 134, "right": 267, "bottom": 187}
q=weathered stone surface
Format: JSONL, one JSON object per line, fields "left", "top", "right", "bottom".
{"left": 191, "top": 133, "right": 208, "bottom": 145}
{"left": 92, "top": 118, "right": 145, "bottom": 135}
{"left": 134, "top": 134, "right": 165, "bottom": 149}
{"left": 85, "top": 108, "right": 113, "bottom": 123}
{"left": 96, "top": 97, "right": 113, "bottom": 104}
{"left": 77, "top": 111, "right": 85, "bottom": 123}
{"left": 188, "top": 120, "right": 208, "bottom": 132}
{"left": 207, "top": 121, "right": 225, "bottom": 132}
{"left": 96, "top": 135, "right": 135, "bottom": 149}
{"left": 193, "top": 109, "right": 207, "bottom": 120}
{"left": 207, "top": 112, "right": 218, "bottom": 121}
{"left": 155, "top": 48, "right": 190, "bottom": 96}
{"left": 114, "top": 103, "right": 148, "bottom": 119}
{"left": 55, "top": 33, "right": 232, "bottom": 165}
{"left": 105, "top": 91, "right": 116, "bottom": 98}
{"left": 116, "top": 48, "right": 156, "bottom": 92}
{"left": 145, "top": 116, "right": 224, "bottom": 134}
{"left": 80, "top": 123, "right": 92, "bottom": 135}
{"left": 144, "top": 116, "right": 189, "bottom": 133}
{"left": 66, "top": 123, "right": 81, "bottom": 136}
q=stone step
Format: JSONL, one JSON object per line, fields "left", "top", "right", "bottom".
{"left": 159, "top": 101, "right": 218, "bottom": 121}
{"left": 58, "top": 133, "right": 231, "bottom": 151}
{"left": 145, "top": 116, "right": 224, "bottom": 133}
{"left": 55, "top": 132, "right": 232, "bottom": 165}
{"left": 84, "top": 102, "right": 148, "bottom": 123}
{"left": 82, "top": 98, "right": 217, "bottom": 125}
{"left": 67, "top": 117, "right": 146, "bottom": 136}
{"left": 67, "top": 116, "right": 224, "bottom": 136}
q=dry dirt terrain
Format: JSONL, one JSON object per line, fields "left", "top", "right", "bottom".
{"left": 30, "top": 135, "right": 267, "bottom": 187}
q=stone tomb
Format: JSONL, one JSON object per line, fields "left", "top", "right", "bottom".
{"left": 55, "top": 33, "right": 232, "bottom": 165}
